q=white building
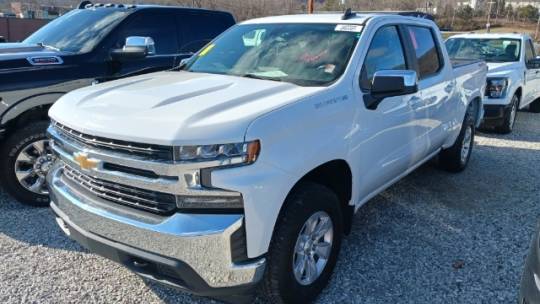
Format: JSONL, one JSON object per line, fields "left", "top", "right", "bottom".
{"left": 505, "top": 1, "right": 540, "bottom": 9}
{"left": 457, "top": 0, "right": 540, "bottom": 10}
{"left": 457, "top": 0, "right": 481, "bottom": 9}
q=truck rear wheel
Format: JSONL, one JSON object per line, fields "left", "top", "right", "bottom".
{"left": 261, "top": 182, "right": 343, "bottom": 304}
{"left": 0, "top": 121, "right": 54, "bottom": 206}
{"left": 439, "top": 107, "right": 475, "bottom": 173}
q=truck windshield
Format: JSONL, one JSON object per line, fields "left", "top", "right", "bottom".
{"left": 24, "top": 9, "right": 128, "bottom": 54}
{"left": 184, "top": 23, "right": 361, "bottom": 86}
{"left": 445, "top": 38, "right": 521, "bottom": 62}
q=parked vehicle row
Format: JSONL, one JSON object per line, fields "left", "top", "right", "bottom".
{"left": 446, "top": 33, "right": 540, "bottom": 133}
{"left": 3, "top": 4, "right": 540, "bottom": 304}
{"left": 0, "top": 3, "right": 235, "bottom": 206}
{"left": 44, "top": 9, "right": 487, "bottom": 303}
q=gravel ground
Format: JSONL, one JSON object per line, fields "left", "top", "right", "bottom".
{"left": 1, "top": 112, "right": 539, "bottom": 304}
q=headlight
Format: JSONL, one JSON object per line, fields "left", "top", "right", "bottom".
{"left": 486, "top": 78, "right": 508, "bottom": 98}
{"left": 174, "top": 140, "right": 260, "bottom": 165}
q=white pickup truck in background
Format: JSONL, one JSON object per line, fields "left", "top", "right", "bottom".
{"left": 46, "top": 11, "right": 487, "bottom": 304}
{"left": 446, "top": 33, "right": 540, "bottom": 133}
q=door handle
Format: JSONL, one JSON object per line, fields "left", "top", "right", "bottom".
{"left": 444, "top": 83, "right": 455, "bottom": 93}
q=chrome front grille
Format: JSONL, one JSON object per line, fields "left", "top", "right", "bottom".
{"left": 62, "top": 165, "right": 177, "bottom": 215}
{"left": 52, "top": 121, "right": 174, "bottom": 161}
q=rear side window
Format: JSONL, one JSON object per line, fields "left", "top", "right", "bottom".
{"left": 525, "top": 39, "right": 536, "bottom": 62}
{"left": 407, "top": 26, "right": 442, "bottom": 79}
{"left": 360, "top": 26, "right": 407, "bottom": 90}
{"left": 177, "top": 13, "right": 234, "bottom": 54}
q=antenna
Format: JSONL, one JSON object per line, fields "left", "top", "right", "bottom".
{"left": 342, "top": 8, "right": 354, "bottom": 20}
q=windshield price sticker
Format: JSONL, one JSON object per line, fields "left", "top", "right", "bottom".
{"left": 335, "top": 24, "right": 363, "bottom": 32}
{"left": 199, "top": 44, "right": 215, "bottom": 57}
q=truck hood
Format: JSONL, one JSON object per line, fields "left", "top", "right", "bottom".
{"left": 0, "top": 42, "right": 67, "bottom": 70}
{"left": 49, "top": 71, "right": 323, "bottom": 146}
{"left": 486, "top": 61, "right": 522, "bottom": 77}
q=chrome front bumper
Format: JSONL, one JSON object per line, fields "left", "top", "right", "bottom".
{"left": 48, "top": 166, "right": 266, "bottom": 290}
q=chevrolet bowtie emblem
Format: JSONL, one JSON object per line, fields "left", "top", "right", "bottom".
{"left": 73, "top": 152, "right": 100, "bottom": 170}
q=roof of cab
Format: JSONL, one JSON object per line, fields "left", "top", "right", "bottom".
{"left": 241, "top": 12, "right": 434, "bottom": 25}
{"left": 448, "top": 32, "right": 528, "bottom": 40}
{"left": 81, "top": 4, "right": 232, "bottom": 16}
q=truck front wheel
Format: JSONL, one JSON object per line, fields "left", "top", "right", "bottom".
{"left": 261, "top": 182, "right": 343, "bottom": 303}
{"left": 0, "top": 121, "right": 54, "bottom": 206}
{"left": 495, "top": 94, "right": 519, "bottom": 134}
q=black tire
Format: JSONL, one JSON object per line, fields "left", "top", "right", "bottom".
{"left": 530, "top": 98, "right": 540, "bottom": 113}
{"left": 495, "top": 94, "right": 519, "bottom": 134}
{"left": 0, "top": 121, "right": 52, "bottom": 206}
{"left": 439, "top": 106, "right": 475, "bottom": 173}
{"left": 261, "top": 182, "right": 343, "bottom": 304}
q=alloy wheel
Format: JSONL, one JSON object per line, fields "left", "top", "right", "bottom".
{"left": 13, "top": 139, "right": 56, "bottom": 195}
{"left": 292, "top": 211, "right": 334, "bottom": 286}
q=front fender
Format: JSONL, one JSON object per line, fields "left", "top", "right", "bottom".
{"left": 0, "top": 91, "right": 65, "bottom": 125}
{"left": 213, "top": 88, "right": 356, "bottom": 258}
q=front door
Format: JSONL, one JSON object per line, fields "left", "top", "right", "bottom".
{"left": 351, "top": 25, "right": 422, "bottom": 199}
{"left": 100, "top": 10, "right": 179, "bottom": 82}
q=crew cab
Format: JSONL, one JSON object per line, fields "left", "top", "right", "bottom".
{"left": 47, "top": 12, "right": 487, "bottom": 303}
{"left": 446, "top": 33, "right": 540, "bottom": 133}
{"left": 0, "top": 3, "right": 234, "bottom": 206}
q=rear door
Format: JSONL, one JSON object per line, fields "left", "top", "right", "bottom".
{"left": 524, "top": 38, "right": 540, "bottom": 107}
{"left": 403, "top": 25, "right": 454, "bottom": 155}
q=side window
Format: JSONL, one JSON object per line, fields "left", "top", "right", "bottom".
{"left": 407, "top": 26, "right": 442, "bottom": 79}
{"left": 360, "top": 26, "right": 407, "bottom": 90}
{"left": 178, "top": 13, "right": 234, "bottom": 54}
{"left": 525, "top": 39, "right": 536, "bottom": 62}
{"left": 115, "top": 12, "right": 178, "bottom": 55}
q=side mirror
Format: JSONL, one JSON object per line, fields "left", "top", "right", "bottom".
{"left": 111, "top": 36, "right": 155, "bottom": 61}
{"left": 364, "top": 70, "right": 418, "bottom": 110}
{"left": 527, "top": 57, "right": 540, "bottom": 69}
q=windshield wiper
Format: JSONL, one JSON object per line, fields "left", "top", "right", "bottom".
{"left": 36, "top": 42, "right": 60, "bottom": 52}
{"left": 240, "top": 73, "right": 283, "bottom": 82}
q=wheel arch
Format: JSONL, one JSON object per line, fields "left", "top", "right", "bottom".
{"left": 469, "top": 96, "right": 483, "bottom": 127}
{"left": 513, "top": 86, "right": 522, "bottom": 106}
{"left": 1, "top": 92, "right": 64, "bottom": 130}
{"left": 283, "top": 159, "right": 354, "bottom": 235}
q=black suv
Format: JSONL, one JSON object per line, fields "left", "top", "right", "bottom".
{"left": 0, "top": 3, "right": 234, "bottom": 206}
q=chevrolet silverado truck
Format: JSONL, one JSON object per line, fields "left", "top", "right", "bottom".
{"left": 446, "top": 33, "right": 540, "bottom": 133}
{"left": 47, "top": 11, "right": 487, "bottom": 304}
{"left": 0, "top": 3, "right": 234, "bottom": 206}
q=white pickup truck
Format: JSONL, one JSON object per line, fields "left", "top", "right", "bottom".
{"left": 446, "top": 33, "right": 540, "bottom": 133}
{"left": 47, "top": 12, "right": 487, "bottom": 303}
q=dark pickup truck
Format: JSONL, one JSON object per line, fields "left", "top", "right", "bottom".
{"left": 0, "top": 3, "right": 234, "bottom": 206}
